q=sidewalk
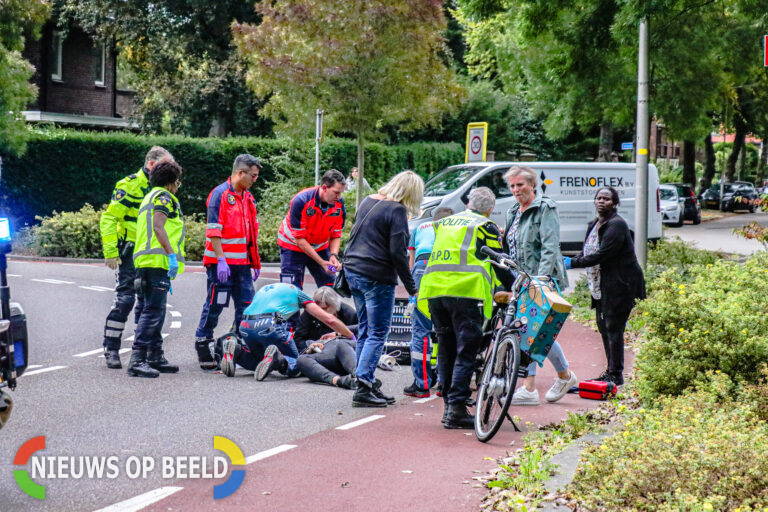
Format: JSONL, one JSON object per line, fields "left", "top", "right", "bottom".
{"left": 141, "top": 320, "right": 612, "bottom": 512}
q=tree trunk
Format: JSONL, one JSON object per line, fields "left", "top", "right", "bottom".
{"left": 726, "top": 117, "right": 746, "bottom": 181}
{"left": 737, "top": 132, "right": 746, "bottom": 181}
{"left": 757, "top": 129, "right": 768, "bottom": 186}
{"left": 208, "top": 114, "right": 228, "bottom": 137}
{"left": 597, "top": 123, "right": 614, "bottom": 162}
{"left": 702, "top": 134, "right": 716, "bottom": 191}
{"left": 355, "top": 132, "right": 365, "bottom": 211}
{"left": 682, "top": 140, "right": 696, "bottom": 186}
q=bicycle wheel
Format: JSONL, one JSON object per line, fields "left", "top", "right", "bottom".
{"left": 474, "top": 332, "right": 521, "bottom": 442}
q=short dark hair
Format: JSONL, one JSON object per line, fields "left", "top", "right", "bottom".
{"left": 232, "top": 154, "right": 262, "bottom": 174}
{"left": 321, "top": 169, "right": 345, "bottom": 187}
{"left": 595, "top": 186, "right": 620, "bottom": 206}
{"left": 433, "top": 206, "right": 454, "bottom": 221}
{"left": 149, "top": 160, "right": 182, "bottom": 188}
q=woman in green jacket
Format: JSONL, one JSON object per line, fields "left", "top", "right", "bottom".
{"left": 502, "top": 166, "right": 576, "bottom": 406}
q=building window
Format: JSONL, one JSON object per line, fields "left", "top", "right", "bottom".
{"left": 92, "top": 43, "right": 105, "bottom": 86}
{"left": 50, "top": 31, "right": 63, "bottom": 81}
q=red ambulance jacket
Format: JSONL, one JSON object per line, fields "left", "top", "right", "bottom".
{"left": 277, "top": 187, "right": 345, "bottom": 253}
{"left": 203, "top": 178, "right": 261, "bottom": 268}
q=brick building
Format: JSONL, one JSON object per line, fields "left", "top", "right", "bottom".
{"left": 22, "top": 23, "right": 136, "bottom": 129}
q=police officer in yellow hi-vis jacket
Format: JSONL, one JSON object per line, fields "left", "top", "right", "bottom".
{"left": 418, "top": 187, "right": 509, "bottom": 429}
{"left": 129, "top": 160, "right": 185, "bottom": 378}
{"left": 100, "top": 146, "right": 174, "bottom": 369}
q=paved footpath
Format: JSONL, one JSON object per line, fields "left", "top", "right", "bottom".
{"left": 133, "top": 321, "right": 611, "bottom": 512}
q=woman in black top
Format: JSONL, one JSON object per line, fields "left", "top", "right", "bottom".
{"left": 564, "top": 187, "right": 646, "bottom": 385}
{"left": 343, "top": 170, "right": 423, "bottom": 407}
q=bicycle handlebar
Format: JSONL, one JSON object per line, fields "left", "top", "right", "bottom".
{"left": 480, "top": 246, "right": 518, "bottom": 269}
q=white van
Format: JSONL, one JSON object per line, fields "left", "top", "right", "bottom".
{"left": 410, "top": 162, "right": 662, "bottom": 251}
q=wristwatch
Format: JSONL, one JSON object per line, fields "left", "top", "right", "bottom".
{"left": 330, "top": 253, "right": 339, "bottom": 259}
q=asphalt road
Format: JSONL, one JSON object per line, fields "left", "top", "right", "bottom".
{"left": 665, "top": 209, "right": 767, "bottom": 255}
{"left": 0, "top": 260, "right": 412, "bottom": 511}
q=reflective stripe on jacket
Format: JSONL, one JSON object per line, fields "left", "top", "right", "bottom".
{"left": 99, "top": 168, "right": 151, "bottom": 258}
{"left": 277, "top": 187, "right": 345, "bottom": 253}
{"left": 417, "top": 210, "right": 500, "bottom": 320}
{"left": 133, "top": 187, "right": 186, "bottom": 273}
{"left": 202, "top": 178, "right": 261, "bottom": 268}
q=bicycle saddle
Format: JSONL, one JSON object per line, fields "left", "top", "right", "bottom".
{"left": 493, "top": 291, "right": 515, "bottom": 305}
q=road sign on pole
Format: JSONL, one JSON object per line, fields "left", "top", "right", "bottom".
{"left": 465, "top": 122, "right": 488, "bottom": 163}
{"left": 621, "top": 142, "right": 634, "bottom": 151}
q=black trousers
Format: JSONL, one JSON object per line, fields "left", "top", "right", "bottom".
{"left": 429, "top": 297, "right": 484, "bottom": 406}
{"left": 296, "top": 339, "right": 357, "bottom": 385}
{"left": 103, "top": 240, "right": 137, "bottom": 350}
{"left": 595, "top": 302, "right": 631, "bottom": 376}
{"left": 133, "top": 267, "right": 170, "bottom": 352}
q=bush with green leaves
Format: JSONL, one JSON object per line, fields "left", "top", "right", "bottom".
{"left": 0, "top": 127, "right": 462, "bottom": 227}
{"left": 634, "top": 254, "right": 768, "bottom": 400}
{"left": 645, "top": 237, "right": 725, "bottom": 284}
{"left": 571, "top": 374, "right": 768, "bottom": 511}
{"left": 22, "top": 204, "right": 206, "bottom": 261}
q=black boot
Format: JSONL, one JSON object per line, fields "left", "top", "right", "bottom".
{"left": 104, "top": 349, "right": 122, "bottom": 369}
{"left": 608, "top": 372, "right": 624, "bottom": 386}
{"left": 444, "top": 403, "right": 475, "bottom": 429}
{"left": 195, "top": 338, "right": 218, "bottom": 370}
{"left": 126, "top": 350, "right": 160, "bottom": 378}
{"left": 147, "top": 349, "right": 179, "bottom": 373}
{"left": 352, "top": 379, "right": 387, "bottom": 407}
{"left": 372, "top": 379, "right": 395, "bottom": 404}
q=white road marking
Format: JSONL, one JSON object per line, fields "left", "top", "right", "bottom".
{"left": 124, "top": 333, "right": 168, "bottom": 343}
{"left": 413, "top": 396, "right": 439, "bottom": 404}
{"left": 31, "top": 278, "right": 74, "bottom": 285}
{"left": 23, "top": 366, "right": 67, "bottom": 376}
{"left": 166, "top": 303, "right": 174, "bottom": 308}
{"left": 170, "top": 321, "right": 181, "bottom": 329}
{"left": 79, "top": 286, "right": 111, "bottom": 292}
{"left": 73, "top": 348, "right": 104, "bottom": 358}
{"left": 170, "top": 311, "right": 182, "bottom": 317}
{"left": 92, "top": 486, "right": 184, "bottom": 512}
{"left": 335, "top": 415, "right": 386, "bottom": 430}
{"left": 7, "top": 274, "right": 21, "bottom": 277}
{"left": 26, "top": 365, "right": 43, "bottom": 369}
{"left": 244, "top": 444, "right": 297, "bottom": 465}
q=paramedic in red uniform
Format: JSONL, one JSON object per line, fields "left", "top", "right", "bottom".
{"left": 194, "top": 154, "right": 262, "bottom": 370}
{"left": 277, "top": 169, "right": 346, "bottom": 289}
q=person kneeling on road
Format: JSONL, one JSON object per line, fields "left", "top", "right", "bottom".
{"left": 294, "top": 287, "right": 358, "bottom": 389}
{"left": 219, "top": 283, "right": 355, "bottom": 380}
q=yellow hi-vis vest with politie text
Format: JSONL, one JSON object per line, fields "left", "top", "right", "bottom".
{"left": 417, "top": 210, "right": 500, "bottom": 320}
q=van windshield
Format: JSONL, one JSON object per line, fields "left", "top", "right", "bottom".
{"left": 424, "top": 166, "right": 482, "bottom": 197}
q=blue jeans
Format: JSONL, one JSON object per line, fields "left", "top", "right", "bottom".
{"left": 195, "top": 264, "right": 254, "bottom": 339}
{"left": 237, "top": 316, "right": 299, "bottom": 376}
{"left": 409, "top": 260, "right": 434, "bottom": 390}
{"left": 346, "top": 269, "right": 395, "bottom": 386}
{"left": 526, "top": 340, "right": 569, "bottom": 377}
{"left": 133, "top": 268, "right": 170, "bottom": 352}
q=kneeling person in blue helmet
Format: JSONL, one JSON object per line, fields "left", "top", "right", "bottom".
{"left": 294, "top": 287, "right": 358, "bottom": 389}
{"left": 129, "top": 159, "right": 185, "bottom": 378}
{"left": 219, "top": 283, "right": 355, "bottom": 380}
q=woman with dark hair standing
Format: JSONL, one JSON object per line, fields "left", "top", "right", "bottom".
{"left": 564, "top": 187, "right": 646, "bottom": 385}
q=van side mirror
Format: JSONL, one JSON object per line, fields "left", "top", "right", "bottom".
{"left": 460, "top": 189, "right": 470, "bottom": 205}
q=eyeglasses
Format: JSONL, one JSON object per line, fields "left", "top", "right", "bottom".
{"left": 247, "top": 172, "right": 259, "bottom": 180}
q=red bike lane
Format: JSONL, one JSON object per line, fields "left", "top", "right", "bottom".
{"left": 137, "top": 320, "right": 617, "bottom": 512}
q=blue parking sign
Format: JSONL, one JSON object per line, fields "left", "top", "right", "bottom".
{"left": 621, "top": 142, "right": 634, "bottom": 151}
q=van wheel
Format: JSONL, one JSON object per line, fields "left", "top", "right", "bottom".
{"left": 672, "top": 216, "right": 684, "bottom": 227}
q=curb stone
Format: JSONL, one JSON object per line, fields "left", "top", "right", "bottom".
{"left": 7, "top": 254, "right": 283, "bottom": 268}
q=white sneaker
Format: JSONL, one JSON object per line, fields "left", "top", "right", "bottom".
{"left": 545, "top": 371, "right": 578, "bottom": 403}
{"left": 511, "top": 386, "right": 540, "bottom": 405}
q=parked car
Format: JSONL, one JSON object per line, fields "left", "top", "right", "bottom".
{"left": 659, "top": 184, "right": 684, "bottom": 227}
{"left": 667, "top": 183, "right": 701, "bottom": 224}
{"left": 699, "top": 182, "right": 758, "bottom": 212}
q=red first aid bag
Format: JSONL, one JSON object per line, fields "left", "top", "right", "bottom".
{"left": 577, "top": 380, "right": 617, "bottom": 400}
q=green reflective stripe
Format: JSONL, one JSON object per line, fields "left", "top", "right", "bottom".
{"left": 424, "top": 263, "right": 493, "bottom": 284}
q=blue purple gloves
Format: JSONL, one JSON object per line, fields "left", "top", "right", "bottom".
{"left": 350, "top": 334, "right": 357, "bottom": 343}
{"left": 563, "top": 256, "right": 572, "bottom": 270}
{"left": 252, "top": 268, "right": 260, "bottom": 281}
{"left": 216, "top": 257, "right": 230, "bottom": 283}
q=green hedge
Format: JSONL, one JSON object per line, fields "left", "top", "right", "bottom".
{"left": 0, "top": 127, "right": 463, "bottom": 227}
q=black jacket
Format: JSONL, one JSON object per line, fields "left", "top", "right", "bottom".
{"left": 293, "top": 302, "right": 358, "bottom": 353}
{"left": 570, "top": 212, "right": 646, "bottom": 317}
